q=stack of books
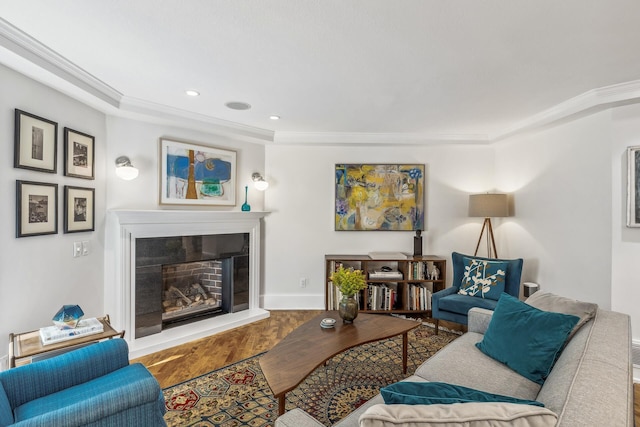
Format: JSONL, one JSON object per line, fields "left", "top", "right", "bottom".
{"left": 39, "top": 318, "right": 104, "bottom": 345}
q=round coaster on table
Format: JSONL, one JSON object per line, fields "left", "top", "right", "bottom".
{"left": 321, "top": 318, "right": 336, "bottom": 328}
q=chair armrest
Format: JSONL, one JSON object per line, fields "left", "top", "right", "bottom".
{"left": 0, "top": 339, "right": 130, "bottom": 409}
{"left": 432, "top": 286, "right": 458, "bottom": 301}
{"left": 431, "top": 286, "right": 459, "bottom": 318}
{"left": 275, "top": 408, "right": 325, "bottom": 427}
{"left": 468, "top": 307, "right": 494, "bottom": 334}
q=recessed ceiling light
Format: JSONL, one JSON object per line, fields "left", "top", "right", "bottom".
{"left": 269, "top": 115, "right": 281, "bottom": 120}
{"left": 185, "top": 90, "right": 200, "bottom": 97}
{"left": 225, "top": 101, "right": 252, "bottom": 111}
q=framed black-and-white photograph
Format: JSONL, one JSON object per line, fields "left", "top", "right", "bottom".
{"left": 16, "top": 180, "right": 58, "bottom": 237}
{"left": 14, "top": 109, "right": 58, "bottom": 173}
{"left": 64, "top": 186, "right": 95, "bottom": 233}
{"left": 64, "top": 128, "right": 95, "bottom": 179}
{"left": 627, "top": 146, "right": 640, "bottom": 227}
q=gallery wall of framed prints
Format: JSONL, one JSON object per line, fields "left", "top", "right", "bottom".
{"left": 13, "top": 108, "right": 96, "bottom": 238}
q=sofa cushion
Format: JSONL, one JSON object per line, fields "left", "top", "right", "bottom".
{"left": 476, "top": 293, "right": 579, "bottom": 385}
{"left": 359, "top": 402, "right": 558, "bottom": 427}
{"left": 525, "top": 292, "right": 597, "bottom": 340}
{"left": 13, "top": 363, "right": 162, "bottom": 425}
{"left": 438, "top": 294, "right": 498, "bottom": 315}
{"left": 414, "top": 333, "right": 541, "bottom": 401}
{"left": 458, "top": 257, "right": 508, "bottom": 300}
{"left": 380, "top": 382, "right": 543, "bottom": 407}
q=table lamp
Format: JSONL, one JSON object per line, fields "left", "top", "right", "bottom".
{"left": 468, "top": 193, "right": 509, "bottom": 258}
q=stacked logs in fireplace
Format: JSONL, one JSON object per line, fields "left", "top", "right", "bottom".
{"left": 162, "top": 260, "right": 223, "bottom": 322}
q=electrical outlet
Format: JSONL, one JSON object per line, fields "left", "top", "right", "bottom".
{"left": 73, "top": 242, "right": 82, "bottom": 258}
{"left": 299, "top": 277, "right": 307, "bottom": 288}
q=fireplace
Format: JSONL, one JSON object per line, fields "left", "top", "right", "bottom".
{"left": 106, "top": 210, "right": 269, "bottom": 358}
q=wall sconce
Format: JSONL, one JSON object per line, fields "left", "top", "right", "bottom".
{"left": 115, "top": 156, "right": 139, "bottom": 180}
{"left": 252, "top": 173, "right": 269, "bottom": 191}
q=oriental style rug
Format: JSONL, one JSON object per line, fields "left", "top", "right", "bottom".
{"left": 162, "top": 324, "right": 458, "bottom": 427}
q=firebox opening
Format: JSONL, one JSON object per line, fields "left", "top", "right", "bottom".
{"left": 161, "top": 260, "right": 224, "bottom": 327}
{"left": 134, "top": 233, "right": 250, "bottom": 338}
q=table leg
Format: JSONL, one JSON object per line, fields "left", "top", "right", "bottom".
{"left": 402, "top": 331, "right": 408, "bottom": 374}
{"left": 278, "top": 394, "right": 285, "bottom": 415}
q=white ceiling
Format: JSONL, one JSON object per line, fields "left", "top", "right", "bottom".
{"left": 1, "top": 0, "right": 640, "bottom": 144}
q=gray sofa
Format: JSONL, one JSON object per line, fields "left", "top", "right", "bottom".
{"left": 276, "top": 297, "right": 633, "bottom": 427}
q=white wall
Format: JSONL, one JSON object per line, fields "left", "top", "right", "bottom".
{"left": 611, "top": 103, "right": 640, "bottom": 342}
{"left": 0, "top": 64, "right": 107, "bottom": 357}
{"left": 494, "top": 111, "right": 613, "bottom": 307}
{"left": 3, "top": 59, "right": 639, "bottom": 359}
{"left": 105, "top": 116, "right": 266, "bottom": 211}
{"left": 262, "top": 144, "right": 497, "bottom": 309}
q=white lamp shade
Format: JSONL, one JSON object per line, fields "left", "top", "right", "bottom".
{"left": 115, "top": 156, "right": 139, "bottom": 180}
{"left": 116, "top": 165, "right": 139, "bottom": 180}
{"left": 254, "top": 180, "right": 269, "bottom": 191}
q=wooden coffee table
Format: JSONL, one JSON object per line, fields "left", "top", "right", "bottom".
{"left": 259, "top": 311, "right": 420, "bottom": 415}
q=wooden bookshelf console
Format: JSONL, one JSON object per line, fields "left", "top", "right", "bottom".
{"left": 9, "top": 315, "right": 124, "bottom": 368}
{"left": 325, "top": 254, "right": 446, "bottom": 316}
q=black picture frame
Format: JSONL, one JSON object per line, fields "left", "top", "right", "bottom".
{"left": 16, "top": 180, "right": 58, "bottom": 238}
{"left": 14, "top": 109, "right": 58, "bottom": 173}
{"left": 64, "top": 186, "right": 95, "bottom": 233}
{"left": 64, "top": 127, "right": 95, "bottom": 179}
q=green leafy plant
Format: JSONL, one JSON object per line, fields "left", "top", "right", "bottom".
{"left": 330, "top": 265, "right": 367, "bottom": 296}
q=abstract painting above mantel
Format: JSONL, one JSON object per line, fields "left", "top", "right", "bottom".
{"left": 160, "top": 138, "right": 236, "bottom": 206}
{"left": 335, "top": 164, "right": 425, "bottom": 231}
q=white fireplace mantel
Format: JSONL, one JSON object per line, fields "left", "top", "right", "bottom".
{"left": 105, "top": 210, "right": 270, "bottom": 358}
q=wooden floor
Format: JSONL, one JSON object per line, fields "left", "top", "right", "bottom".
{"left": 133, "top": 310, "right": 640, "bottom": 426}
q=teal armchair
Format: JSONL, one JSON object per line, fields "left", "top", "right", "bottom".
{"left": 0, "top": 338, "right": 166, "bottom": 426}
{"left": 432, "top": 252, "right": 523, "bottom": 333}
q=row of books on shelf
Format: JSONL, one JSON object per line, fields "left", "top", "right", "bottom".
{"left": 366, "top": 283, "right": 399, "bottom": 310}
{"left": 39, "top": 318, "right": 104, "bottom": 345}
{"left": 407, "top": 261, "right": 440, "bottom": 280}
{"left": 408, "top": 283, "right": 432, "bottom": 311}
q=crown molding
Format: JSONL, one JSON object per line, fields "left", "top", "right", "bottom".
{"left": 273, "top": 131, "right": 492, "bottom": 145}
{"left": 119, "top": 97, "right": 274, "bottom": 144}
{"left": 0, "top": 18, "right": 122, "bottom": 107}
{"left": 0, "top": 18, "right": 274, "bottom": 145}
{"left": 492, "top": 79, "right": 640, "bottom": 141}
{"left": 2, "top": 16, "right": 640, "bottom": 146}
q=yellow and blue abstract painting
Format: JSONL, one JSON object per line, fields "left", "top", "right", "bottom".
{"left": 335, "top": 164, "right": 424, "bottom": 231}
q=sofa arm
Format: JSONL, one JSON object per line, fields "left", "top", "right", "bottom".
{"left": 275, "top": 408, "right": 325, "bottom": 427}
{"left": 0, "top": 339, "right": 130, "bottom": 409}
{"left": 468, "top": 307, "right": 494, "bottom": 334}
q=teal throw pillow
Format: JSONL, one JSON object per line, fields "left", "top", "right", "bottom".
{"left": 457, "top": 256, "right": 508, "bottom": 300}
{"left": 380, "top": 381, "right": 544, "bottom": 407}
{"left": 475, "top": 293, "right": 580, "bottom": 385}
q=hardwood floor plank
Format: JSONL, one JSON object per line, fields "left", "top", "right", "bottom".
{"left": 132, "top": 310, "right": 323, "bottom": 388}
{"left": 133, "top": 310, "right": 640, "bottom": 426}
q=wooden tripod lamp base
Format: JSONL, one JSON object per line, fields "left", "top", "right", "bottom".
{"left": 474, "top": 217, "right": 498, "bottom": 258}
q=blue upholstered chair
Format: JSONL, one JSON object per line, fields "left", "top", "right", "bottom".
{"left": 432, "top": 252, "right": 523, "bottom": 334}
{"left": 0, "top": 338, "right": 166, "bottom": 426}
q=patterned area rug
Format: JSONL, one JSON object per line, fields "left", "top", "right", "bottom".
{"left": 163, "top": 324, "right": 458, "bottom": 426}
